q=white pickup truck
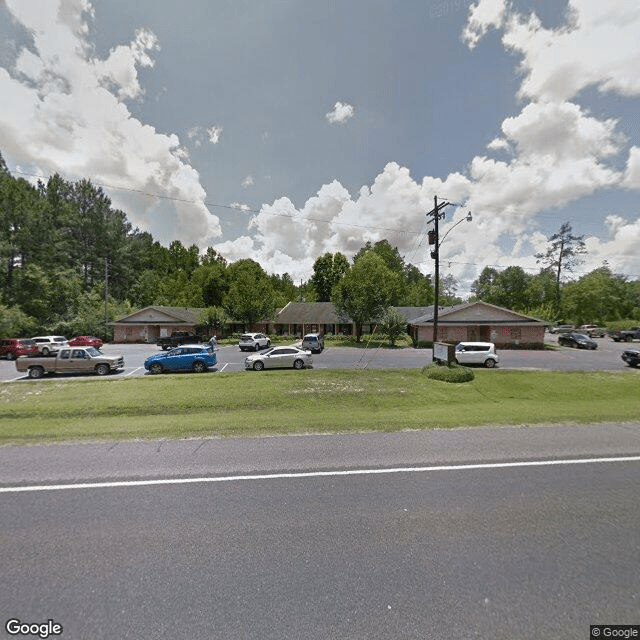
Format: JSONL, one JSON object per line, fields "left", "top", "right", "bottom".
{"left": 16, "top": 347, "right": 125, "bottom": 378}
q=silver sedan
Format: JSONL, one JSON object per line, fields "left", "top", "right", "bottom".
{"left": 244, "top": 346, "right": 313, "bottom": 371}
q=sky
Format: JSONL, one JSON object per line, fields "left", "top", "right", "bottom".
{"left": 1, "top": 0, "right": 640, "bottom": 294}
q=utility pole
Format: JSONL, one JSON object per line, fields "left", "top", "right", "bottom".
{"left": 426, "top": 197, "right": 472, "bottom": 361}
{"left": 426, "top": 195, "right": 450, "bottom": 359}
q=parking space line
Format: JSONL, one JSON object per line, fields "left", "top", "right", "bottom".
{"left": 125, "top": 367, "right": 143, "bottom": 377}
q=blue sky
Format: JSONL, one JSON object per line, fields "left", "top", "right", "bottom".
{"left": 1, "top": 0, "right": 639, "bottom": 293}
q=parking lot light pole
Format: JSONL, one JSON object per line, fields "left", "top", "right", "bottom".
{"left": 426, "top": 196, "right": 472, "bottom": 360}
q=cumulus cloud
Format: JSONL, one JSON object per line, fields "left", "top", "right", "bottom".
{"left": 207, "top": 125, "right": 223, "bottom": 144}
{"left": 214, "top": 1, "right": 640, "bottom": 287}
{"left": 466, "top": 0, "right": 640, "bottom": 102}
{"left": 325, "top": 101, "right": 355, "bottom": 124}
{"left": 462, "top": 0, "right": 506, "bottom": 49}
{"left": 0, "top": 0, "right": 221, "bottom": 248}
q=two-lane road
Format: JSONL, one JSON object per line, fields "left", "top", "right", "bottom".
{"left": 2, "top": 425, "right": 640, "bottom": 639}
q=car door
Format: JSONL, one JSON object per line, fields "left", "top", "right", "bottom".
{"left": 57, "top": 349, "right": 73, "bottom": 372}
{"left": 263, "top": 347, "right": 293, "bottom": 369}
{"left": 164, "top": 348, "right": 185, "bottom": 370}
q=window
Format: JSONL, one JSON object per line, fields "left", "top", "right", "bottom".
{"left": 510, "top": 328, "right": 522, "bottom": 340}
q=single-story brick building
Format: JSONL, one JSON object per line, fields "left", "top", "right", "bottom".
{"left": 409, "top": 301, "right": 545, "bottom": 347}
{"left": 110, "top": 306, "right": 206, "bottom": 343}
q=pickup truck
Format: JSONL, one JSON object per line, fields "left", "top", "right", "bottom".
{"left": 156, "top": 331, "right": 203, "bottom": 350}
{"left": 16, "top": 347, "right": 125, "bottom": 379}
{"left": 610, "top": 327, "right": 640, "bottom": 342}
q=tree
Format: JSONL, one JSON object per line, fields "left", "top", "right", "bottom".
{"left": 561, "top": 266, "right": 628, "bottom": 324}
{"left": 380, "top": 308, "right": 408, "bottom": 347}
{"left": 223, "top": 259, "right": 276, "bottom": 328}
{"left": 310, "top": 252, "right": 349, "bottom": 302}
{"left": 199, "top": 306, "right": 229, "bottom": 338}
{"left": 536, "top": 222, "right": 587, "bottom": 312}
{"left": 331, "top": 251, "right": 402, "bottom": 341}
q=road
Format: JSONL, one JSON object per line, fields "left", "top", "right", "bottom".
{"left": 0, "top": 333, "right": 637, "bottom": 382}
{"left": 2, "top": 425, "right": 640, "bottom": 639}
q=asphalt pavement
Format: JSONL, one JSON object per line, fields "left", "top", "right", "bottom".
{"left": 0, "top": 333, "right": 637, "bottom": 382}
{"left": 2, "top": 424, "right": 640, "bottom": 640}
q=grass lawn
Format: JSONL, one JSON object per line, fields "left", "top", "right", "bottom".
{"left": 1, "top": 368, "right": 639, "bottom": 446}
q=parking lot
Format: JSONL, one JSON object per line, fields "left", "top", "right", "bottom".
{"left": 0, "top": 333, "right": 637, "bottom": 383}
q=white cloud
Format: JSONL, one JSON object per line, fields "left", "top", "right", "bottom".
{"left": 241, "top": 175, "right": 254, "bottom": 188}
{"left": 325, "top": 101, "right": 355, "bottom": 124}
{"left": 487, "top": 137, "right": 510, "bottom": 151}
{"left": 462, "top": 0, "right": 506, "bottom": 49}
{"left": 0, "top": 0, "right": 221, "bottom": 248}
{"left": 207, "top": 125, "right": 223, "bottom": 144}
{"left": 468, "top": 0, "right": 640, "bottom": 102}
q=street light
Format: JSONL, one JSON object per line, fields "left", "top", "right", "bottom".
{"left": 426, "top": 196, "right": 472, "bottom": 360}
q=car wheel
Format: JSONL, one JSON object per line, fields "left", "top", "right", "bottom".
{"left": 266, "top": 340, "right": 271, "bottom": 348}
{"left": 627, "top": 336, "right": 634, "bottom": 342}
{"left": 293, "top": 359, "right": 304, "bottom": 370}
{"left": 149, "top": 363, "right": 163, "bottom": 375}
{"left": 253, "top": 361, "right": 264, "bottom": 371}
{"left": 254, "top": 344, "right": 260, "bottom": 351}
{"left": 95, "top": 364, "right": 110, "bottom": 376}
{"left": 41, "top": 347, "right": 50, "bottom": 356}
{"left": 6, "top": 352, "right": 15, "bottom": 360}
{"left": 28, "top": 366, "right": 44, "bottom": 379}
{"left": 193, "top": 361, "right": 207, "bottom": 373}
{"left": 484, "top": 358, "right": 496, "bottom": 368}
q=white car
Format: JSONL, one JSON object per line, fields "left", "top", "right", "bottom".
{"left": 31, "top": 335, "right": 70, "bottom": 356}
{"left": 244, "top": 346, "right": 312, "bottom": 371}
{"left": 238, "top": 333, "right": 271, "bottom": 352}
{"left": 454, "top": 342, "right": 499, "bottom": 368}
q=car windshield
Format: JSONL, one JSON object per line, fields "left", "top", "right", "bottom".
{"left": 53, "top": 337, "right": 67, "bottom": 342}
{"left": 573, "top": 334, "right": 589, "bottom": 340}
{"left": 85, "top": 347, "right": 101, "bottom": 356}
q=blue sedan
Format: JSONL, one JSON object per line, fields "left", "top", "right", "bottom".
{"left": 144, "top": 344, "right": 217, "bottom": 374}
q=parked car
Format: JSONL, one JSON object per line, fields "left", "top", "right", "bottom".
{"left": 548, "top": 324, "right": 575, "bottom": 334}
{"left": 578, "top": 324, "right": 606, "bottom": 338}
{"left": 238, "top": 333, "right": 271, "bottom": 352}
{"left": 144, "top": 345, "right": 217, "bottom": 374}
{"left": 15, "top": 347, "right": 124, "bottom": 378}
{"left": 31, "top": 336, "right": 70, "bottom": 356}
{"left": 0, "top": 338, "right": 39, "bottom": 360}
{"left": 69, "top": 335, "right": 103, "bottom": 348}
{"left": 244, "top": 346, "right": 312, "bottom": 371}
{"left": 610, "top": 327, "right": 640, "bottom": 342}
{"left": 454, "top": 342, "right": 499, "bottom": 368}
{"left": 558, "top": 332, "right": 597, "bottom": 349}
{"left": 621, "top": 349, "right": 640, "bottom": 368}
{"left": 302, "top": 332, "right": 324, "bottom": 353}
{"left": 156, "top": 331, "right": 203, "bottom": 350}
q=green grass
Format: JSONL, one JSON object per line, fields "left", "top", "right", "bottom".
{"left": 1, "top": 368, "right": 639, "bottom": 445}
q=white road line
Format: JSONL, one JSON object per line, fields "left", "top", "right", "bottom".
{"left": 1, "top": 455, "right": 639, "bottom": 494}
{"left": 125, "top": 367, "right": 143, "bottom": 377}
{"left": 218, "top": 363, "right": 229, "bottom": 372}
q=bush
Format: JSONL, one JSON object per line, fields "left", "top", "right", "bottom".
{"left": 414, "top": 340, "right": 433, "bottom": 349}
{"left": 421, "top": 362, "right": 475, "bottom": 383}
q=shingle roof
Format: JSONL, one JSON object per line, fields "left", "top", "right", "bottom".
{"left": 276, "top": 302, "right": 344, "bottom": 324}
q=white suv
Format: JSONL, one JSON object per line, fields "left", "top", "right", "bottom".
{"left": 454, "top": 342, "right": 499, "bottom": 368}
{"left": 32, "top": 335, "right": 70, "bottom": 356}
{"left": 238, "top": 333, "right": 271, "bottom": 352}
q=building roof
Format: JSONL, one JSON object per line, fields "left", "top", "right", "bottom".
{"left": 276, "top": 302, "right": 343, "bottom": 324}
{"left": 111, "top": 306, "right": 205, "bottom": 325}
{"left": 410, "top": 301, "right": 545, "bottom": 325}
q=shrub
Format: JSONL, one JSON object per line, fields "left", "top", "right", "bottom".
{"left": 421, "top": 362, "right": 475, "bottom": 383}
{"left": 414, "top": 340, "right": 433, "bottom": 349}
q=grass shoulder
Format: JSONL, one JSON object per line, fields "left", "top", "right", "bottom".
{"left": 1, "top": 368, "right": 639, "bottom": 445}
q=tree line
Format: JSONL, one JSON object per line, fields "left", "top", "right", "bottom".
{"left": 1, "top": 153, "right": 638, "bottom": 340}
